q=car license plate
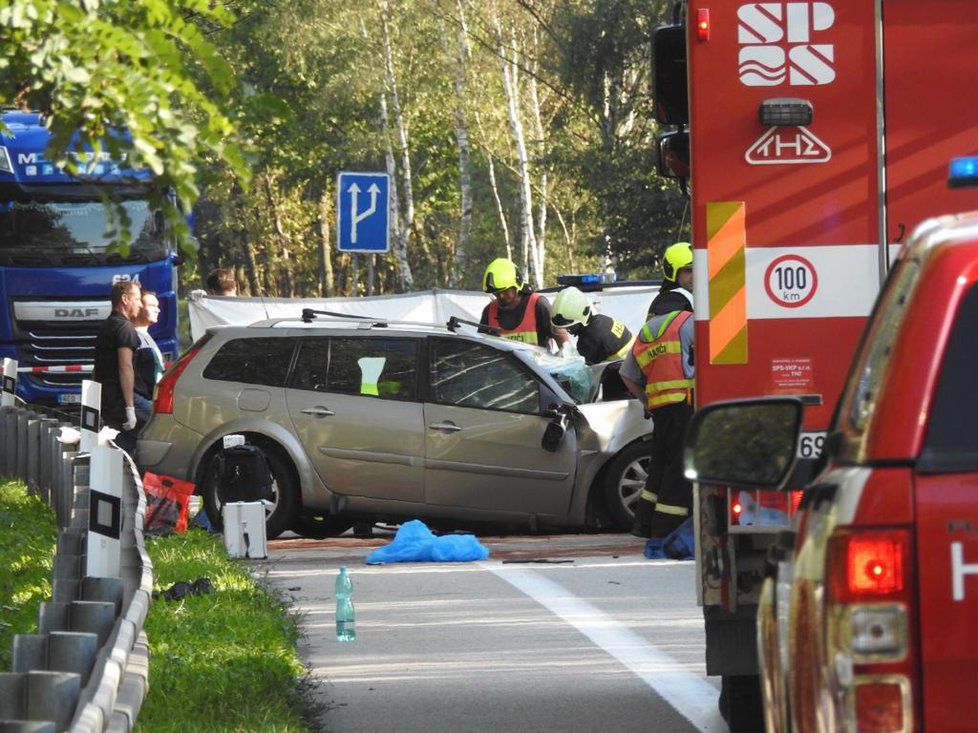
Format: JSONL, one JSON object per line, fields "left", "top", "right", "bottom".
{"left": 57, "top": 393, "right": 82, "bottom": 405}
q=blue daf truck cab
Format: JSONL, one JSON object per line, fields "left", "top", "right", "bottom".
{"left": 0, "top": 110, "right": 180, "bottom": 407}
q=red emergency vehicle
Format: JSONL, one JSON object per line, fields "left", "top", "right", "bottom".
{"left": 653, "top": 0, "right": 978, "bottom": 729}
{"left": 687, "top": 208, "right": 978, "bottom": 731}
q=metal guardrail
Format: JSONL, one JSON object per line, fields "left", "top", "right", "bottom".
{"left": 0, "top": 359, "right": 153, "bottom": 732}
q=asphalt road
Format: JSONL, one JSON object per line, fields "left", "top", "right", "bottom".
{"left": 262, "top": 532, "right": 727, "bottom": 733}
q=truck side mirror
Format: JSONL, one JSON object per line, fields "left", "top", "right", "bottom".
{"left": 653, "top": 24, "right": 688, "bottom": 126}
{"left": 655, "top": 131, "right": 690, "bottom": 180}
{"left": 684, "top": 398, "right": 803, "bottom": 490}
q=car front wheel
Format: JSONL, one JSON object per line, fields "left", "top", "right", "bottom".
{"left": 201, "top": 444, "right": 298, "bottom": 540}
{"left": 602, "top": 441, "right": 653, "bottom": 531}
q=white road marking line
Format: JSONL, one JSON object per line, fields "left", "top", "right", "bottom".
{"left": 488, "top": 564, "right": 727, "bottom": 733}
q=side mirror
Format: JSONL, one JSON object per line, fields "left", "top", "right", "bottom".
{"left": 655, "top": 131, "right": 690, "bottom": 180}
{"left": 684, "top": 398, "right": 803, "bottom": 490}
{"left": 541, "top": 409, "right": 570, "bottom": 452}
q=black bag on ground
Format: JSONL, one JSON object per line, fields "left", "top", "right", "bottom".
{"left": 215, "top": 444, "right": 273, "bottom": 503}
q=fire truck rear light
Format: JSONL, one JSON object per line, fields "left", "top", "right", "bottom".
{"left": 829, "top": 530, "right": 910, "bottom": 601}
{"left": 849, "top": 537, "right": 904, "bottom": 595}
{"left": 696, "top": 9, "right": 710, "bottom": 41}
{"left": 854, "top": 678, "right": 909, "bottom": 733}
{"left": 759, "top": 97, "right": 813, "bottom": 127}
{"left": 848, "top": 605, "right": 907, "bottom": 658}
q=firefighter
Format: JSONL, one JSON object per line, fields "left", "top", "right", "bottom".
{"left": 550, "top": 286, "right": 634, "bottom": 365}
{"left": 481, "top": 258, "right": 570, "bottom": 349}
{"left": 647, "top": 241, "right": 694, "bottom": 317}
{"left": 622, "top": 252, "right": 695, "bottom": 539}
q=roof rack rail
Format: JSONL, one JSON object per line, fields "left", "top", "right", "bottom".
{"left": 446, "top": 316, "right": 501, "bottom": 336}
{"left": 301, "top": 308, "right": 388, "bottom": 326}
{"left": 286, "top": 309, "right": 506, "bottom": 338}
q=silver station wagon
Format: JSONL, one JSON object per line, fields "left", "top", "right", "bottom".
{"left": 138, "top": 314, "right": 654, "bottom": 538}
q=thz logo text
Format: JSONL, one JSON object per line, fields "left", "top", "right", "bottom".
{"left": 738, "top": 2, "right": 836, "bottom": 87}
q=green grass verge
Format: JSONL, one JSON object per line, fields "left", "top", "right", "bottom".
{"left": 138, "top": 530, "right": 313, "bottom": 733}
{"left": 0, "top": 479, "right": 57, "bottom": 670}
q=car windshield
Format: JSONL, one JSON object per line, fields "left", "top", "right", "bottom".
{"left": 521, "top": 349, "right": 592, "bottom": 404}
{"left": 0, "top": 198, "right": 166, "bottom": 260}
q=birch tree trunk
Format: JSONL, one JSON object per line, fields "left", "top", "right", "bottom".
{"left": 262, "top": 173, "right": 295, "bottom": 297}
{"left": 317, "top": 189, "right": 335, "bottom": 297}
{"left": 233, "top": 184, "right": 261, "bottom": 295}
{"left": 380, "top": 1, "right": 415, "bottom": 291}
{"left": 493, "top": 15, "right": 542, "bottom": 288}
{"left": 378, "top": 88, "right": 413, "bottom": 291}
{"left": 528, "top": 32, "right": 547, "bottom": 284}
{"left": 476, "top": 111, "right": 512, "bottom": 261}
{"left": 440, "top": 0, "right": 473, "bottom": 288}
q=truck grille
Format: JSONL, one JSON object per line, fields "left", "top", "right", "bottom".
{"left": 17, "top": 324, "right": 98, "bottom": 389}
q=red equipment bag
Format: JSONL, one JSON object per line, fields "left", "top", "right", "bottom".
{"left": 143, "top": 473, "right": 196, "bottom": 536}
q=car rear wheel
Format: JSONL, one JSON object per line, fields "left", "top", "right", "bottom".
{"left": 602, "top": 441, "right": 653, "bottom": 530}
{"left": 200, "top": 443, "right": 298, "bottom": 540}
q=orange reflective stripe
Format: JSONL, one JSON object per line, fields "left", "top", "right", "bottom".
{"left": 707, "top": 202, "right": 747, "bottom": 364}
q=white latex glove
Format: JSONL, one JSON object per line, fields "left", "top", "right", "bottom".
{"left": 122, "top": 406, "right": 137, "bottom": 431}
{"left": 187, "top": 289, "right": 207, "bottom": 302}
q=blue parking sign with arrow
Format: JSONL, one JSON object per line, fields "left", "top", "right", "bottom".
{"left": 337, "top": 172, "right": 391, "bottom": 253}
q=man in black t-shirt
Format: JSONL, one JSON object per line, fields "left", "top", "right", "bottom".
{"left": 551, "top": 286, "right": 634, "bottom": 365}
{"left": 93, "top": 280, "right": 142, "bottom": 453}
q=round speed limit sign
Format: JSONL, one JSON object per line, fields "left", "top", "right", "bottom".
{"left": 764, "top": 254, "right": 818, "bottom": 308}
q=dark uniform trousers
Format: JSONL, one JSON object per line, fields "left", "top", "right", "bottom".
{"left": 633, "top": 399, "right": 694, "bottom": 538}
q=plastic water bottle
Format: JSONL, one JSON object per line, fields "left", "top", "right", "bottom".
{"left": 335, "top": 566, "right": 356, "bottom": 642}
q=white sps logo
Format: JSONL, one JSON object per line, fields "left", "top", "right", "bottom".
{"left": 951, "top": 542, "right": 978, "bottom": 601}
{"left": 738, "top": 2, "right": 836, "bottom": 86}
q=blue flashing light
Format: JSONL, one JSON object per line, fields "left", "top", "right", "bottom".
{"left": 949, "top": 156, "right": 978, "bottom": 188}
{"left": 557, "top": 273, "right": 606, "bottom": 291}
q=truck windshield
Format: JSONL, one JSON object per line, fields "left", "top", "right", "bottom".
{"left": 0, "top": 199, "right": 166, "bottom": 262}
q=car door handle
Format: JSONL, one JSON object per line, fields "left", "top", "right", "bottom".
{"left": 428, "top": 422, "right": 462, "bottom": 433}
{"left": 301, "top": 407, "right": 335, "bottom": 417}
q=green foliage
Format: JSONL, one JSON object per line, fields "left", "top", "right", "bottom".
{"left": 0, "top": 0, "right": 247, "bottom": 252}
{"left": 139, "top": 530, "right": 311, "bottom": 733}
{"left": 0, "top": 479, "right": 57, "bottom": 670}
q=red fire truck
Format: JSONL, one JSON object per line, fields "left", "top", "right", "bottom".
{"left": 653, "top": 1, "right": 978, "bottom": 729}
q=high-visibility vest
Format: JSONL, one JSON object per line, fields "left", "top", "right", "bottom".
{"left": 487, "top": 292, "right": 541, "bottom": 345}
{"left": 632, "top": 310, "right": 694, "bottom": 410}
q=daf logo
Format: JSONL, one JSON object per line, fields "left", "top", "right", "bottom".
{"left": 55, "top": 308, "right": 100, "bottom": 319}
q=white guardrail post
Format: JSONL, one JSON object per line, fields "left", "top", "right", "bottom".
{"left": 2, "top": 357, "right": 16, "bottom": 407}
{"left": 83, "top": 380, "right": 123, "bottom": 579}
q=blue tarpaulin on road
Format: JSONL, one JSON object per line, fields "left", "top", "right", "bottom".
{"left": 365, "top": 520, "right": 490, "bottom": 564}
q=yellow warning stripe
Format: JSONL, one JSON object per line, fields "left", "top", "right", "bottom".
{"left": 707, "top": 202, "right": 748, "bottom": 364}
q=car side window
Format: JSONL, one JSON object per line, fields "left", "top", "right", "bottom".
{"left": 202, "top": 337, "right": 295, "bottom": 387}
{"left": 919, "top": 283, "right": 978, "bottom": 473}
{"left": 327, "top": 337, "right": 418, "bottom": 400}
{"left": 430, "top": 339, "right": 540, "bottom": 414}
{"left": 291, "top": 337, "right": 330, "bottom": 392}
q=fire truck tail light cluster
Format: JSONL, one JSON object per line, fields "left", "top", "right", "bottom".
{"left": 827, "top": 528, "right": 917, "bottom": 731}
